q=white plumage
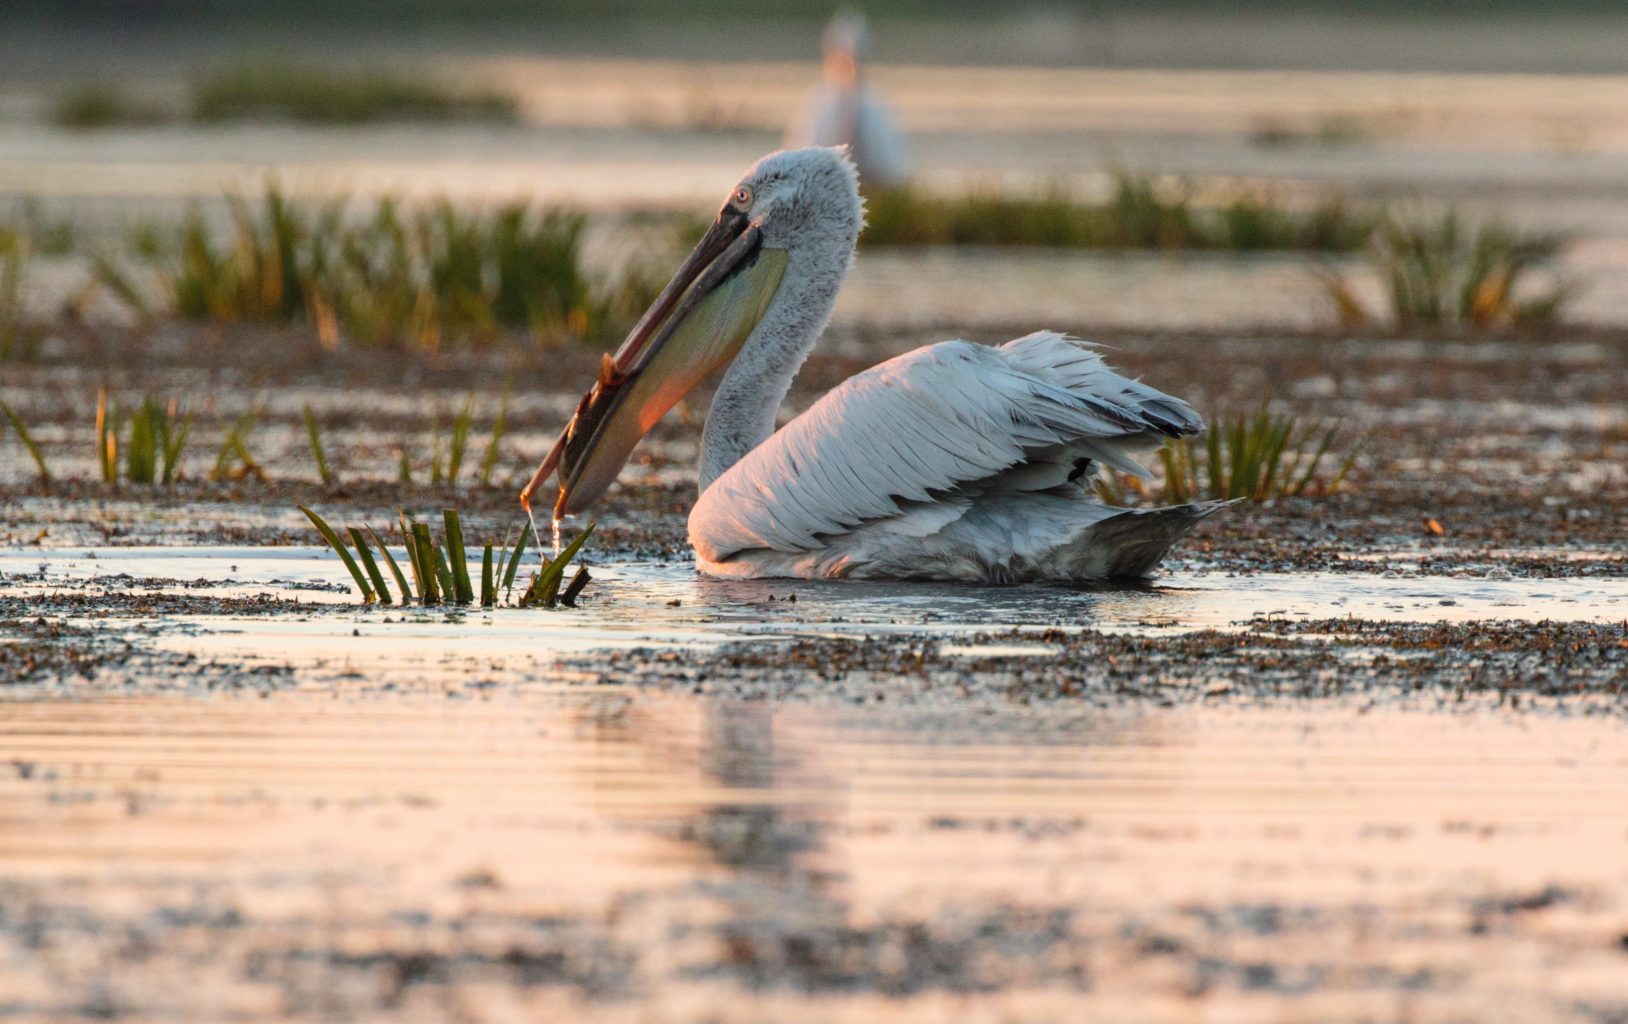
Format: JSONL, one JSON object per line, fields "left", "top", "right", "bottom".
{"left": 691, "top": 331, "right": 1221, "bottom": 581}
{"left": 532, "top": 148, "right": 1227, "bottom": 583}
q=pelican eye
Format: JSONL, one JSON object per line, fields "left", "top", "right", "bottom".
{"left": 731, "top": 186, "right": 754, "bottom": 208}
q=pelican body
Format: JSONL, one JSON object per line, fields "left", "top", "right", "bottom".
{"left": 521, "top": 148, "right": 1227, "bottom": 583}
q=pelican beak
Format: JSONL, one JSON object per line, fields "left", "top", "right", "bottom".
{"left": 520, "top": 207, "right": 788, "bottom": 518}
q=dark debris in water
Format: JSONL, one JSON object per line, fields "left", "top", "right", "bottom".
{"left": 580, "top": 619, "right": 1627, "bottom": 712}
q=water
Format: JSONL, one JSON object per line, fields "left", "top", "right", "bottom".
{"left": 2, "top": 687, "right": 1626, "bottom": 1021}
{"left": 4, "top": 544, "right": 1626, "bottom": 1018}
{"left": 3, "top": 544, "right": 1624, "bottom": 670}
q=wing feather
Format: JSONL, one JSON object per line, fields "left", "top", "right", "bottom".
{"left": 689, "top": 332, "right": 1202, "bottom": 561}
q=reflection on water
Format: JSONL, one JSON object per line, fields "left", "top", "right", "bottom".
{"left": 2, "top": 687, "right": 1626, "bottom": 1020}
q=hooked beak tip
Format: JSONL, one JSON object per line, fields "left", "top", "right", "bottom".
{"left": 519, "top": 436, "right": 566, "bottom": 514}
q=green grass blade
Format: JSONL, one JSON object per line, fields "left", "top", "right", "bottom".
{"left": 347, "top": 526, "right": 393, "bottom": 605}
{"left": 299, "top": 505, "right": 374, "bottom": 603}
{"left": 411, "top": 520, "right": 440, "bottom": 605}
{"left": 429, "top": 411, "right": 444, "bottom": 486}
{"left": 522, "top": 521, "right": 594, "bottom": 608}
{"left": 211, "top": 405, "right": 259, "bottom": 481}
{"left": 399, "top": 514, "right": 427, "bottom": 602}
{"left": 448, "top": 395, "right": 473, "bottom": 484}
{"left": 478, "top": 390, "right": 508, "bottom": 487}
{"left": 1328, "top": 431, "right": 1370, "bottom": 493}
{"left": 480, "top": 544, "right": 495, "bottom": 607}
{"left": 0, "top": 400, "right": 51, "bottom": 482}
{"left": 1291, "top": 425, "right": 1340, "bottom": 496}
{"left": 442, "top": 508, "right": 473, "bottom": 604}
{"left": 432, "top": 540, "right": 456, "bottom": 602}
{"left": 162, "top": 405, "right": 190, "bottom": 485}
{"left": 366, "top": 525, "right": 413, "bottom": 603}
{"left": 303, "top": 404, "right": 335, "bottom": 486}
{"left": 501, "top": 522, "right": 528, "bottom": 594}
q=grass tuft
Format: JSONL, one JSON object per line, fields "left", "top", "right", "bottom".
{"left": 306, "top": 507, "right": 593, "bottom": 609}
{"left": 211, "top": 405, "right": 264, "bottom": 482}
{"left": 125, "top": 396, "right": 191, "bottom": 485}
{"left": 192, "top": 62, "right": 517, "bottom": 125}
{"left": 347, "top": 526, "right": 394, "bottom": 605}
{"left": 299, "top": 506, "right": 376, "bottom": 604}
{"left": 519, "top": 523, "right": 595, "bottom": 609}
{"left": 1316, "top": 211, "right": 1572, "bottom": 332}
{"left": 1100, "top": 408, "right": 1363, "bottom": 505}
{"left": 51, "top": 83, "right": 169, "bottom": 129}
{"left": 102, "top": 187, "right": 659, "bottom": 351}
{"left": 365, "top": 525, "right": 412, "bottom": 603}
{"left": 861, "top": 175, "right": 1375, "bottom": 252}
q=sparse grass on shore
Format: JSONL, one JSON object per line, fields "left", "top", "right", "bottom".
{"left": 193, "top": 62, "right": 518, "bottom": 125}
{"left": 51, "top": 83, "right": 169, "bottom": 130}
{"left": 50, "top": 64, "right": 518, "bottom": 129}
{"left": 1316, "top": 211, "right": 1572, "bottom": 332}
{"left": 1097, "top": 407, "right": 1362, "bottom": 506}
{"left": 861, "top": 176, "right": 1376, "bottom": 252}
{"left": 97, "top": 187, "right": 663, "bottom": 350}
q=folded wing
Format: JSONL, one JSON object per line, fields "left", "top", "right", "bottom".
{"left": 689, "top": 331, "right": 1202, "bottom": 562}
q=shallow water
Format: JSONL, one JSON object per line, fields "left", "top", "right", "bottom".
{"left": 3, "top": 544, "right": 1624, "bottom": 673}
{"left": 5, "top": 544, "right": 1628, "bottom": 1019}
{"left": 2, "top": 685, "right": 1627, "bottom": 1022}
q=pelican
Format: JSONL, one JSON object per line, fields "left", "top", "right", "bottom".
{"left": 521, "top": 147, "right": 1229, "bottom": 582}
{"left": 784, "top": 11, "right": 910, "bottom": 189}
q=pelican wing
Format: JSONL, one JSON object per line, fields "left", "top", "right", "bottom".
{"left": 690, "top": 331, "right": 1201, "bottom": 562}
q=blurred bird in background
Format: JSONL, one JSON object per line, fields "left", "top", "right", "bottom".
{"left": 784, "top": 10, "right": 910, "bottom": 189}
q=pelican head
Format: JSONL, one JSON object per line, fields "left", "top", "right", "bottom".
{"left": 521, "top": 147, "right": 862, "bottom": 518}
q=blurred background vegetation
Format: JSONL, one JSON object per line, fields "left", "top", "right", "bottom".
{"left": 8, "top": 0, "right": 1623, "bottom": 18}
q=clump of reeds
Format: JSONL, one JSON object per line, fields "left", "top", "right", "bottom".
{"left": 861, "top": 175, "right": 1375, "bottom": 252}
{"left": 1096, "top": 407, "right": 1363, "bottom": 506}
{"left": 99, "top": 187, "right": 659, "bottom": 350}
{"left": 191, "top": 62, "right": 518, "bottom": 125}
{"left": 95, "top": 391, "right": 190, "bottom": 485}
{"left": 300, "top": 506, "right": 594, "bottom": 609}
{"left": 126, "top": 396, "right": 191, "bottom": 485}
{"left": 50, "top": 83, "right": 169, "bottom": 129}
{"left": 1315, "top": 211, "right": 1571, "bottom": 332}
{"left": 0, "top": 400, "right": 51, "bottom": 482}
